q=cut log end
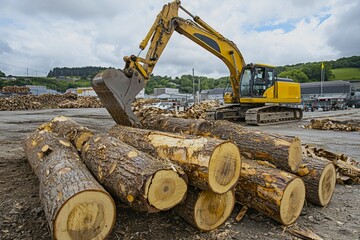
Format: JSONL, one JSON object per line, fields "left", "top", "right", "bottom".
{"left": 318, "top": 163, "right": 336, "bottom": 206}
{"left": 288, "top": 137, "right": 302, "bottom": 172}
{"left": 208, "top": 142, "right": 241, "bottom": 194}
{"left": 280, "top": 178, "right": 305, "bottom": 225}
{"left": 54, "top": 190, "right": 116, "bottom": 240}
{"left": 147, "top": 170, "right": 188, "bottom": 211}
{"left": 194, "top": 190, "right": 235, "bottom": 232}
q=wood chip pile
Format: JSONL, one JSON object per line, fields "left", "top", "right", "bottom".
{"left": 1, "top": 85, "right": 30, "bottom": 94}
{"left": 305, "top": 118, "right": 360, "bottom": 131}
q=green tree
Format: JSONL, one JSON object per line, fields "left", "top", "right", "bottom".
{"left": 0, "top": 70, "right": 5, "bottom": 77}
{"left": 278, "top": 69, "right": 309, "bottom": 83}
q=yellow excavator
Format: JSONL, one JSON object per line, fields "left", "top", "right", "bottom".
{"left": 92, "top": 0, "right": 302, "bottom": 126}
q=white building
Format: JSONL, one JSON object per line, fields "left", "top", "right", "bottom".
{"left": 153, "top": 88, "right": 179, "bottom": 96}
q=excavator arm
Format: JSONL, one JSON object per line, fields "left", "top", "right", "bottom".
{"left": 92, "top": 0, "right": 245, "bottom": 126}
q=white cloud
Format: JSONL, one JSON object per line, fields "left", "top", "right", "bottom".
{"left": 0, "top": 0, "right": 359, "bottom": 77}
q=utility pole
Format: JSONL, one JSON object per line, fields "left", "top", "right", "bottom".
{"left": 192, "top": 68, "right": 195, "bottom": 101}
{"left": 198, "top": 74, "right": 201, "bottom": 103}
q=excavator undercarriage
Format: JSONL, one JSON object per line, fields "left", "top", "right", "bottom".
{"left": 206, "top": 105, "right": 303, "bottom": 126}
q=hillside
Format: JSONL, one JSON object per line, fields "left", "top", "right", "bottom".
{"left": 0, "top": 77, "right": 91, "bottom": 93}
{"left": 331, "top": 68, "right": 360, "bottom": 80}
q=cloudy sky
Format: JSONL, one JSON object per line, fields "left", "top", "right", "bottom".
{"left": 0, "top": 0, "right": 359, "bottom": 78}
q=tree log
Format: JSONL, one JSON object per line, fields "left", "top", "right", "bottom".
{"left": 141, "top": 115, "right": 302, "bottom": 173}
{"left": 174, "top": 187, "right": 235, "bottom": 232}
{"left": 109, "top": 125, "right": 241, "bottom": 194}
{"left": 23, "top": 130, "right": 116, "bottom": 240}
{"left": 235, "top": 159, "right": 305, "bottom": 226}
{"left": 82, "top": 134, "right": 188, "bottom": 212}
{"left": 297, "top": 157, "right": 336, "bottom": 206}
{"left": 39, "top": 115, "right": 94, "bottom": 151}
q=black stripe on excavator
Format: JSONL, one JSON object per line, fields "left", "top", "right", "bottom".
{"left": 193, "top": 33, "right": 221, "bottom": 53}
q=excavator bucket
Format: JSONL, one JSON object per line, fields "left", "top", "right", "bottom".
{"left": 92, "top": 69, "right": 145, "bottom": 126}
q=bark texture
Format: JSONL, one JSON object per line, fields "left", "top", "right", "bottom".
{"left": 174, "top": 187, "right": 235, "bottom": 232}
{"left": 235, "top": 159, "right": 305, "bottom": 226}
{"left": 297, "top": 157, "right": 336, "bottom": 206}
{"left": 82, "top": 134, "right": 188, "bottom": 212}
{"left": 141, "top": 115, "right": 302, "bottom": 173}
{"left": 109, "top": 125, "right": 241, "bottom": 194}
{"left": 23, "top": 130, "right": 116, "bottom": 240}
{"left": 39, "top": 115, "right": 94, "bottom": 151}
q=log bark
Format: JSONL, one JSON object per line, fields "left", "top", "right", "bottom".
{"left": 235, "top": 159, "right": 305, "bottom": 226}
{"left": 82, "top": 134, "right": 188, "bottom": 212}
{"left": 297, "top": 157, "right": 336, "bottom": 206}
{"left": 39, "top": 115, "right": 94, "bottom": 151}
{"left": 109, "top": 125, "right": 241, "bottom": 194}
{"left": 174, "top": 187, "right": 235, "bottom": 232}
{"left": 23, "top": 130, "right": 116, "bottom": 240}
{"left": 141, "top": 115, "right": 302, "bottom": 173}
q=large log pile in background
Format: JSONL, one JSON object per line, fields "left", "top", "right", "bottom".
{"left": 109, "top": 125, "right": 241, "bottom": 194}
{"left": 23, "top": 130, "right": 116, "bottom": 239}
{"left": 140, "top": 115, "right": 302, "bottom": 173}
{"left": 305, "top": 118, "right": 360, "bottom": 131}
{"left": 1, "top": 85, "right": 30, "bottom": 94}
{"left": 0, "top": 93, "right": 103, "bottom": 111}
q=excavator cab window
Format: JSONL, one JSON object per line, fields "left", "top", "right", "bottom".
{"left": 240, "top": 69, "right": 252, "bottom": 97}
{"left": 240, "top": 66, "right": 275, "bottom": 97}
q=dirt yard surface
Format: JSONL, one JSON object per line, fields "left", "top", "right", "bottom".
{"left": 0, "top": 108, "right": 359, "bottom": 240}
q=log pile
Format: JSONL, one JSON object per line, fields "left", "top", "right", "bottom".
{"left": 303, "top": 145, "right": 360, "bottom": 184}
{"left": 23, "top": 114, "right": 342, "bottom": 236}
{"left": 0, "top": 93, "right": 105, "bottom": 111}
{"left": 1, "top": 85, "right": 30, "bottom": 93}
{"left": 58, "top": 96, "right": 103, "bottom": 108}
{"left": 23, "top": 129, "right": 116, "bottom": 239}
{"left": 176, "top": 101, "right": 221, "bottom": 119}
{"left": 305, "top": 118, "right": 360, "bottom": 131}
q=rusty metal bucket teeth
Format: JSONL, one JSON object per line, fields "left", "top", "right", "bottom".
{"left": 92, "top": 69, "right": 145, "bottom": 126}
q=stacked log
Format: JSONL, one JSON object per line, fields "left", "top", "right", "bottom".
{"left": 305, "top": 118, "right": 360, "bottom": 131}
{"left": 23, "top": 130, "right": 116, "bottom": 239}
{"left": 58, "top": 96, "right": 103, "bottom": 108}
{"left": 296, "top": 157, "right": 336, "bottom": 206}
{"left": 40, "top": 116, "right": 188, "bottom": 212}
{"left": 22, "top": 114, "right": 342, "bottom": 236}
{"left": 303, "top": 145, "right": 360, "bottom": 184}
{"left": 235, "top": 159, "right": 305, "bottom": 226}
{"left": 109, "top": 125, "right": 241, "bottom": 194}
{"left": 140, "top": 115, "right": 302, "bottom": 173}
{"left": 174, "top": 187, "right": 235, "bottom": 231}
{"left": 82, "top": 134, "right": 188, "bottom": 212}
{"left": 1, "top": 85, "right": 30, "bottom": 93}
{"left": 0, "top": 93, "right": 105, "bottom": 111}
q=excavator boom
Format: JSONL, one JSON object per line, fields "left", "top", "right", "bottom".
{"left": 92, "top": 0, "right": 245, "bottom": 126}
{"left": 92, "top": 0, "right": 302, "bottom": 126}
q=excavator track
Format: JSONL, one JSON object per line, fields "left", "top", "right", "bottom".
{"left": 206, "top": 105, "right": 303, "bottom": 126}
{"left": 245, "top": 105, "right": 303, "bottom": 126}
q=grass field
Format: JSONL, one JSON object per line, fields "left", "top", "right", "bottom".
{"left": 331, "top": 68, "right": 360, "bottom": 80}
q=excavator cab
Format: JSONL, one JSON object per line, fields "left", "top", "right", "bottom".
{"left": 239, "top": 64, "right": 275, "bottom": 99}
